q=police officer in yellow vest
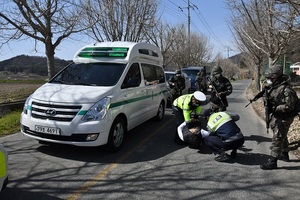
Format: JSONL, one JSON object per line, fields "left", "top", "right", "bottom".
{"left": 172, "top": 91, "right": 206, "bottom": 144}
{"left": 200, "top": 109, "right": 244, "bottom": 162}
{"left": 0, "top": 143, "right": 8, "bottom": 192}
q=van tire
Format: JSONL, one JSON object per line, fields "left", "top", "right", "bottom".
{"left": 154, "top": 102, "right": 165, "bottom": 121}
{"left": 105, "top": 117, "right": 126, "bottom": 152}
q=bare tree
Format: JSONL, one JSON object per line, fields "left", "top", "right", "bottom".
{"left": 276, "top": 0, "right": 300, "bottom": 14}
{"left": 228, "top": 8, "right": 266, "bottom": 89}
{"left": 87, "top": 0, "right": 158, "bottom": 42}
{"left": 0, "top": 0, "right": 95, "bottom": 79}
{"left": 219, "top": 58, "right": 240, "bottom": 79}
{"left": 144, "top": 20, "right": 178, "bottom": 68}
{"left": 146, "top": 22, "right": 212, "bottom": 69}
{"left": 189, "top": 32, "right": 212, "bottom": 66}
{"left": 227, "top": 0, "right": 300, "bottom": 89}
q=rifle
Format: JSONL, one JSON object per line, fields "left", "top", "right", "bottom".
{"left": 245, "top": 89, "right": 265, "bottom": 107}
{"left": 245, "top": 87, "right": 270, "bottom": 133}
{"left": 207, "top": 76, "right": 225, "bottom": 107}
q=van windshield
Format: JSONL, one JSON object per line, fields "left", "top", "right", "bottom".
{"left": 50, "top": 63, "right": 126, "bottom": 86}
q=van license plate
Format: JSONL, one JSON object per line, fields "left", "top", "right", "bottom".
{"left": 35, "top": 125, "right": 61, "bottom": 135}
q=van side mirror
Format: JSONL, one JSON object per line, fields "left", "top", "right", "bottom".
{"left": 127, "top": 77, "right": 140, "bottom": 87}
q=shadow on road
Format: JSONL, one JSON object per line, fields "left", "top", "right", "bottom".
{"left": 35, "top": 112, "right": 185, "bottom": 164}
{"left": 0, "top": 187, "right": 62, "bottom": 200}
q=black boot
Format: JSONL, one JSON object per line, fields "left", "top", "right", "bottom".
{"left": 230, "top": 149, "right": 237, "bottom": 158}
{"left": 214, "top": 151, "right": 230, "bottom": 162}
{"left": 279, "top": 152, "right": 290, "bottom": 162}
{"left": 260, "top": 157, "right": 278, "bottom": 170}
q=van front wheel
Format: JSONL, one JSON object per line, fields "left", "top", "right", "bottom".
{"left": 106, "top": 118, "right": 126, "bottom": 152}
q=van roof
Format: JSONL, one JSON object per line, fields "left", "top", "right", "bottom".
{"left": 73, "top": 41, "right": 163, "bottom": 65}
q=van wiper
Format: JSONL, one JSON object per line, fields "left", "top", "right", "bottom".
{"left": 74, "top": 82, "right": 97, "bottom": 86}
{"left": 51, "top": 80, "right": 67, "bottom": 84}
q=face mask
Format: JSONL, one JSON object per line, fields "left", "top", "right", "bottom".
{"left": 266, "top": 79, "right": 272, "bottom": 86}
{"left": 192, "top": 103, "right": 200, "bottom": 107}
{"left": 213, "top": 74, "right": 221, "bottom": 79}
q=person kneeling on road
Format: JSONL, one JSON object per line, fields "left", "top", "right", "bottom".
{"left": 200, "top": 109, "right": 245, "bottom": 162}
{"left": 177, "top": 120, "right": 203, "bottom": 149}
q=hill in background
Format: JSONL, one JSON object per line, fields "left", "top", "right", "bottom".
{"left": 0, "top": 55, "right": 71, "bottom": 77}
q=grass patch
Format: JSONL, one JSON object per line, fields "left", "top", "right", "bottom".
{"left": 0, "top": 110, "right": 22, "bottom": 137}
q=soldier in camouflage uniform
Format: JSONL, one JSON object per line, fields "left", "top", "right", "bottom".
{"left": 195, "top": 69, "right": 204, "bottom": 92}
{"left": 260, "top": 65, "right": 298, "bottom": 170}
{"left": 208, "top": 66, "right": 232, "bottom": 112}
{"left": 169, "top": 70, "right": 186, "bottom": 102}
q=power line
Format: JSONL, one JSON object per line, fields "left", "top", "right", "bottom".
{"left": 189, "top": 1, "right": 226, "bottom": 49}
{"left": 159, "top": 0, "right": 187, "bottom": 22}
{"left": 159, "top": 0, "right": 234, "bottom": 56}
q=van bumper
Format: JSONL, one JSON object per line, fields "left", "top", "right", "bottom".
{"left": 20, "top": 113, "right": 111, "bottom": 147}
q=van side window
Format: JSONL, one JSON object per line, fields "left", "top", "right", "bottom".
{"left": 121, "top": 63, "right": 141, "bottom": 89}
{"left": 141, "top": 63, "right": 165, "bottom": 85}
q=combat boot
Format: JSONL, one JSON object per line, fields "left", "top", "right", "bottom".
{"left": 260, "top": 157, "right": 278, "bottom": 170}
{"left": 230, "top": 149, "right": 237, "bottom": 158}
{"left": 279, "top": 152, "right": 290, "bottom": 162}
{"left": 214, "top": 151, "right": 230, "bottom": 162}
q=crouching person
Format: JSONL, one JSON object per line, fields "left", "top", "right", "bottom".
{"left": 201, "top": 109, "right": 245, "bottom": 162}
{"left": 177, "top": 121, "right": 203, "bottom": 149}
{"left": 172, "top": 91, "right": 206, "bottom": 144}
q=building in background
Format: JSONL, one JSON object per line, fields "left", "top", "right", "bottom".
{"left": 290, "top": 62, "right": 300, "bottom": 75}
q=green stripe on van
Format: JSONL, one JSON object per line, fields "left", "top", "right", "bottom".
{"left": 78, "top": 110, "right": 88, "bottom": 115}
{"left": 77, "top": 89, "right": 168, "bottom": 115}
{"left": 110, "top": 90, "right": 168, "bottom": 108}
{"left": 110, "top": 94, "right": 152, "bottom": 108}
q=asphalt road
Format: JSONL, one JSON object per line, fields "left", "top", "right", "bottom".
{"left": 1, "top": 79, "right": 300, "bottom": 200}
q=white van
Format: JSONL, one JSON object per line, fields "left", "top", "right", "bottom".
{"left": 20, "top": 42, "right": 168, "bottom": 152}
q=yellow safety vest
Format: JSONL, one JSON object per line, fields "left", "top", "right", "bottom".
{"left": 207, "top": 112, "right": 232, "bottom": 132}
{"left": 173, "top": 94, "right": 202, "bottom": 122}
{"left": 0, "top": 151, "right": 7, "bottom": 178}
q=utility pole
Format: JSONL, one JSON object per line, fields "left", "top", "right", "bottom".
{"left": 226, "top": 46, "right": 233, "bottom": 58}
{"left": 187, "top": 0, "right": 191, "bottom": 67}
{"left": 179, "top": 0, "right": 191, "bottom": 67}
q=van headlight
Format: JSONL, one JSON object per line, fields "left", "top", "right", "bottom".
{"left": 23, "top": 95, "right": 32, "bottom": 115}
{"left": 81, "top": 97, "right": 111, "bottom": 122}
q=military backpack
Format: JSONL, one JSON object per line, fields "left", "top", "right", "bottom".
{"left": 287, "top": 86, "right": 300, "bottom": 118}
{"left": 277, "top": 85, "right": 300, "bottom": 118}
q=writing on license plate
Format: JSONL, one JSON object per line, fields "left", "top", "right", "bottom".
{"left": 35, "top": 125, "right": 60, "bottom": 135}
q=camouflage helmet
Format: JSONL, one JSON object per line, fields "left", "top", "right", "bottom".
{"left": 211, "top": 66, "right": 223, "bottom": 75}
{"left": 175, "top": 70, "right": 181, "bottom": 75}
{"left": 265, "top": 65, "right": 283, "bottom": 79}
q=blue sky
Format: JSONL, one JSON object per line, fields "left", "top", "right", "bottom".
{"left": 0, "top": 0, "right": 236, "bottom": 61}
{"left": 159, "top": 0, "right": 236, "bottom": 57}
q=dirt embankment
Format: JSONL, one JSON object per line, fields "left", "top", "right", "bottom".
{"left": 0, "top": 83, "right": 41, "bottom": 103}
